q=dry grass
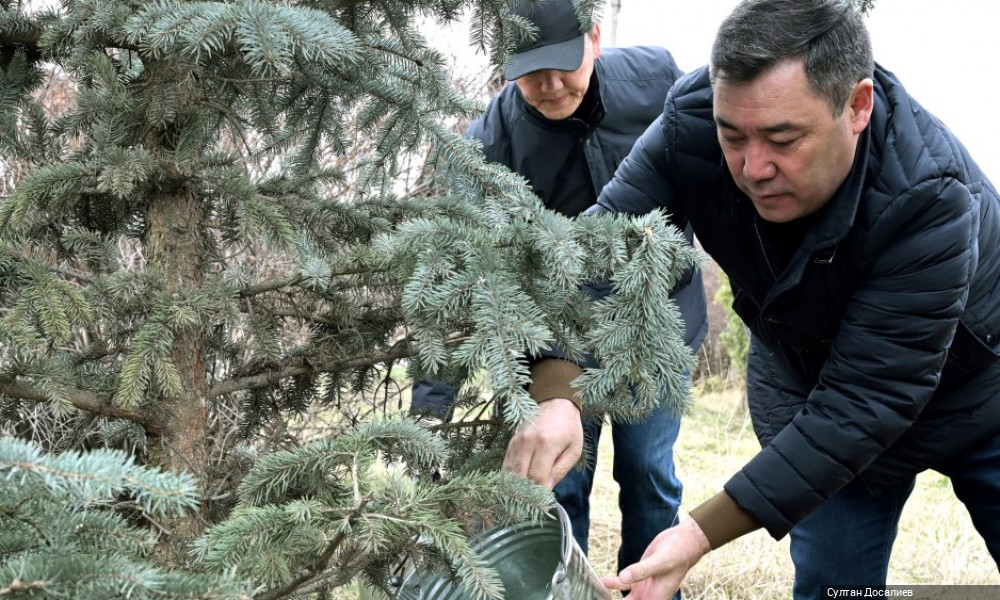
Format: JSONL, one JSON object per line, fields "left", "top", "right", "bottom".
{"left": 587, "top": 385, "right": 1000, "bottom": 599}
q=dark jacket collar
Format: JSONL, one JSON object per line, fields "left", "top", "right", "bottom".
{"left": 801, "top": 123, "right": 872, "bottom": 252}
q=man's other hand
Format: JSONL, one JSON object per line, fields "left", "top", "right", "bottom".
{"left": 501, "top": 397, "right": 583, "bottom": 488}
{"left": 601, "top": 517, "right": 711, "bottom": 599}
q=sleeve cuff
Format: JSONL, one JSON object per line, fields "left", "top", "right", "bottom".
{"left": 527, "top": 359, "right": 584, "bottom": 410}
{"left": 688, "top": 490, "right": 761, "bottom": 549}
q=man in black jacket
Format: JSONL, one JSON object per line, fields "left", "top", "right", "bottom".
{"left": 412, "top": 0, "right": 708, "bottom": 576}
{"left": 506, "top": 1, "right": 1000, "bottom": 599}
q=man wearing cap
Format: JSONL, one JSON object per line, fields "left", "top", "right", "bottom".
{"left": 457, "top": 0, "right": 709, "bottom": 578}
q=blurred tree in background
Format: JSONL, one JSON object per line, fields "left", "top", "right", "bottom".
{"left": 0, "top": 0, "right": 700, "bottom": 597}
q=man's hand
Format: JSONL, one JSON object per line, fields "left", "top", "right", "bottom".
{"left": 501, "top": 397, "right": 583, "bottom": 488}
{"left": 601, "top": 517, "right": 711, "bottom": 599}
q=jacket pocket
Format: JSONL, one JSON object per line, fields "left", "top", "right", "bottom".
{"left": 937, "top": 321, "right": 1000, "bottom": 395}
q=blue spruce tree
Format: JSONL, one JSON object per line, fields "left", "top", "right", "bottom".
{"left": 0, "top": 0, "right": 700, "bottom": 597}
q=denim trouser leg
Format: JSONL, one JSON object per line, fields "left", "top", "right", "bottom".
{"left": 789, "top": 430, "right": 1000, "bottom": 600}
{"left": 937, "top": 430, "right": 1000, "bottom": 566}
{"left": 553, "top": 404, "right": 684, "bottom": 573}
{"left": 789, "top": 476, "right": 915, "bottom": 600}
{"left": 612, "top": 406, "right": 683, "bottom": 572}
{"left": 409, "top": 379, "right": 458, "bottom": 420}
{"left": 553, "top": 416, "right": 602, "bottom": 556}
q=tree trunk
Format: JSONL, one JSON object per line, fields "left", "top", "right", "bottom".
{"left": 144, "top": 177, "right": 211, "bottom": 564}
{"left": 141, "top": 60, "right": 210, "bottom": 564}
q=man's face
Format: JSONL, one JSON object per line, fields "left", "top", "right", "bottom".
{"left": 713, "top": 59, "right": 873, "bottom": 223}
{"left": 514, "top": 26, "right": 601, "bottom": 121}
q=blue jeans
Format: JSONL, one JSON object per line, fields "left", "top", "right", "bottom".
{"left": 789, "top": 431, "right": 1000, "bottom": 600}
{"left": 554, "top": 403, "right": 683, "bottom": 573}
{"left": 409, "top": 379, "right": 457, "bottom": 421}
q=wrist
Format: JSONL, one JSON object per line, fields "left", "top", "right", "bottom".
{"left": 536, "top": 396, "right": 582, "bottom": 413}
{"left": 679, "top": 516, "right": 712, "bottom": 559}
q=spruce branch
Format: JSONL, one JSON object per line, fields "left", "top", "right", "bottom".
{"left": 0, "top": 380, "right": 161, "bottom": 433}
{"left": 0, "top": 30, "right": 40, "bottom": 49}
{"left": 236, "top": 262, "right": 391, "bottom": 299}
{"left": 0, "top": 578, "right": 47, "bottom": 595}
{"left": 0, "top": 28, "right": 140, "bottom": 54}
{"left": 252, "top": 499, "right": 369, "bottom": 600}
{"left": 265, "top": 306, "right": 401, "bottom": 330}
{"left": 1, "top": 245, "right": 96, "bottom": 285}
{"left": 206, "top": 343, "right": 412, "bottom": 399}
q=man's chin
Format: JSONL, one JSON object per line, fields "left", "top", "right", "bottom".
{"left": 751, "top": 195, "right": 798, "bottom": 223}
{"left": 538, "top": 106, "right": 574, "bottom": 120}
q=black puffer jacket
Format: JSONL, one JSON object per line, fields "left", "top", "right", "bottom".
{"left": 592, "top": 64, "right": 1000, "bottom": 538}
{"left": 466, "top": 46, "right": 708, "bottom": 352}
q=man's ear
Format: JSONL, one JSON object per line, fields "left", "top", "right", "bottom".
{"left": 848, "top": 78, "right": 874, "bottom": 134}
{"left": 590, "top": 23, "right": 601, "bottom": 59}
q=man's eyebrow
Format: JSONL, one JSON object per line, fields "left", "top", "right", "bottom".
{"left": 714, "top": 116, "right": 802, "bottom": 134}
{"left": 714, "top": 116, "right": 740, "bottom": 130}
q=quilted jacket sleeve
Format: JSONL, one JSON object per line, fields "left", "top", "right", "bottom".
{"left": 587, "top": 112, "right": 679, "bottom": 219}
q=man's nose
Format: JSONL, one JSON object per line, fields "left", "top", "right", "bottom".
{"left": 537, "top": 70, "right": 563, "bottom": 92}
{"left": 743, "top": 141, "right": 777, "bottom": 182}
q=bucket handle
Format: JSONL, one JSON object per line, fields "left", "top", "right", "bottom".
{"left": 550, "top": 505, "right": 573, "bottom": 590}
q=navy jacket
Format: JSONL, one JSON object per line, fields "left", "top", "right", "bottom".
{"left": 592, "top": 64, "right": 1000, "bottom": 538}
{"left": 466, "top": 46, "right": 709, "bottom": 352}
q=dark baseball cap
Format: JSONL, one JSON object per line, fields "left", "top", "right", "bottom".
{"left": 504, "top": 0, "right": 591, "bottom": 80}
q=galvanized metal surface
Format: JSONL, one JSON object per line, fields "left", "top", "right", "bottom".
{"left": 394, "top": 505, "right": 611, "bottom": 600}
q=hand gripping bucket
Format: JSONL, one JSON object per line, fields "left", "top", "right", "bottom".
{"left": 388, "top": 505, "right": 611, "bottom": 600}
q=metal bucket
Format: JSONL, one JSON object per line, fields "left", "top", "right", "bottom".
{"left": 393, "top": 505, "right": 611, "bottom": 600}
